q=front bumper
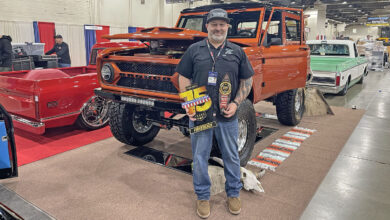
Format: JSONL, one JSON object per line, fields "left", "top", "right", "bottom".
{"left": 94, "top": 88, "right": 183, "bottom": 111}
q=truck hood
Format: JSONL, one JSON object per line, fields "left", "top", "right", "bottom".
{"left": 103, "top": 27, "right": 207, "bottom": 41}
{"left": 310, "top": 56, "right": 356, "bottom": 73}
{"left": 102, "top": 27, "right": 250, "bottom": 47}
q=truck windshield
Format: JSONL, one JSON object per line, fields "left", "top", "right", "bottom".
{"left": 177, "top": 10, "right": 261, "bottom": 38}
{"left": 309, "top": 44, "right": 350, "bottom": 56}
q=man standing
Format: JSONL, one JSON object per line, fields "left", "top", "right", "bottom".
{"left": 176, "top": 8, "right": 254, "bottom": 219}
{"left": 0, "top": 35, "right": 12, "bottom": 72}
{"left": 45, "top": 35, "right": 71, "bottom": 67}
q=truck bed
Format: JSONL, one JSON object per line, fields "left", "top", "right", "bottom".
{"left": 0, "top": 66, "right": 96, "bottom": 78}
{"left": 0, "top": 66, "right": 99, "bottom": 131}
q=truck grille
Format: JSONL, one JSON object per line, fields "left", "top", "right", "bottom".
{"left": 116, "top": 62, "right": 175, "bottom": 76}
{"left": 117, "top": 73, "right": 178, "bottom": 93}
{"left": 312, "top": 76, "right": 335, "bottom": 84}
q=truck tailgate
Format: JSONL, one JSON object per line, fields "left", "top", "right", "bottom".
{"left": 0, "top": 77, "right": 37, "bottom": 120}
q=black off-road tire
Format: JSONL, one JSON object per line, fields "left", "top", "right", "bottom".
{"left": 108, "top": 102, "right": 160, "bottom": 146}
{"left": 211, "top": 99, "right": 257, "bottom": 167}
{"left": 276, "top": 88, "right": 305, "bottom": 126}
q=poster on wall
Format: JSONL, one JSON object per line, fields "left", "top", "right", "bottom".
{"left": 366, "top": 17, "right": 389, "bottom": 26}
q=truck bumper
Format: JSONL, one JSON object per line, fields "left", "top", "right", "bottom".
{"left": 308, "top": 84, "right": 343, "bottom": 94}
{"left": 11, "top": 114, "right": 45, "bottom": 135}
{"left": 94, "top": 88, "right": 183, "bottom": 111}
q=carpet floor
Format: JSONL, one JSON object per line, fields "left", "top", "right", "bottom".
{"left": 1, "top": 102, "right": 364, "bottom": 220}
{"left": 14, "top": 126, "right": 112, "bottom": 166}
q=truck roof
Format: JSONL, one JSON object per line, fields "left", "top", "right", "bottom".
{"left": 181, "top": 2, "right": 271, "bottom": 13}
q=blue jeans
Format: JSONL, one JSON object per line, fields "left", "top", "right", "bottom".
{"left": 58, "top": 63, "right": 71, "bottom": 68}
{"left": 190, "top": 119, "right": 242, "bottom": 200}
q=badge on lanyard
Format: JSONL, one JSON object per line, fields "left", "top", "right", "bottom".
{"left": 208, "top": 71, "right": 218, "bottom": 86}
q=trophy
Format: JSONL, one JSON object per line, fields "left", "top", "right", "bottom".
{"left": 180, "top": 84, "right": 216, "bottom": 133}
{"left": 219, "top": 74, "right": 232, "bottom": 115}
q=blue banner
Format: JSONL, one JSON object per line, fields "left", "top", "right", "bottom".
{"left": 84, "top": 25, "right": 97, "bottom": 65}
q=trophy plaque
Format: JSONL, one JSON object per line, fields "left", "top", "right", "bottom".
{"left": 179, "top": 84, "right": 217, "bottom": 133}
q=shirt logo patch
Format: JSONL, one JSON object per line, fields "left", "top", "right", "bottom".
{"left": 224, "top": 49, "right": 233, "bottom": 55}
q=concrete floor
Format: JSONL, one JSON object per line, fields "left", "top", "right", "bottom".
{"left": 301, "top": 69, "right": 390, "bottom": 220}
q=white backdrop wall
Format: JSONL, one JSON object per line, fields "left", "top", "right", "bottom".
{"left": 0, "top": 0, "right": 212, "bottom": 28}
{"left": 0, "top": 0, "right": 212, "bottom": 65}
{"left": 0, "top": 0, "right": 91, "bottom": 24}
{"left": 0, "top": 20, "right": 34, "bottom": 43}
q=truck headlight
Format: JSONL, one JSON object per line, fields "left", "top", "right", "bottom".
{"left": 101, "top": 63, "right": 114, "bottom": 83}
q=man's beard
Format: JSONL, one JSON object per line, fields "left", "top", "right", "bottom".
{"left": 209, "top": 31, "right": 227, "bottom": 43}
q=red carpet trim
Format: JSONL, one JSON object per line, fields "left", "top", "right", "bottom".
{"left": 248, "top": 126, "right": 316, "bottom": 171}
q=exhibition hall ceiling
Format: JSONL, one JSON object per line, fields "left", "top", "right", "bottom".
{"left": 211, "top": 0, "right": 390, "bottom": 24}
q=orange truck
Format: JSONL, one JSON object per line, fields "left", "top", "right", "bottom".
{"left": 95, "top": 2, "right": 310, "bottom": 165}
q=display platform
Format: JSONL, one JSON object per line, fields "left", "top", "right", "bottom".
{"left": 126, "top": 126, "right": 278, "bottom": 175}
{"left": 0, "top": 102, "right": 365, "bottom": 220}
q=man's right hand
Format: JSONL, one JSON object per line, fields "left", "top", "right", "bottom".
{"left": 185, "top": 108, "right": 196, "bottom": 121}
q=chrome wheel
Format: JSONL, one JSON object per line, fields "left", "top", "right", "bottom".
{"left": 237, "top": 119, "right": 248, "bottom": 153}
{"left": 81, "top": 96, "right": 109, "bottom": 128}
{"left": 294, "top": 88, "right": 304, "bottom": 119}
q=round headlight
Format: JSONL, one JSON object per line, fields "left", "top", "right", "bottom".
{"left": 101, "top": 63, "right": 114, "bottom": 82}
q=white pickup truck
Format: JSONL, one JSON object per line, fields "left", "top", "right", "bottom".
{"left": 307, "top": 40, "right": 368, "bottom": 95}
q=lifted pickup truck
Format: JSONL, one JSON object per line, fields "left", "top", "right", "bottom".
{"left": 0, "top": 41, "right": 143, "bottom": 134}
{"left": 95, "top": 2, "right": 310, "bottom": 165}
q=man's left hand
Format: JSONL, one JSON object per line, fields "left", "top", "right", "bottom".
{"left": 223, "top": 102, "right": 238, "bottom": 118}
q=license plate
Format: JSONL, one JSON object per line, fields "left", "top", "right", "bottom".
{"left": 120, "top": 96, "right": 155, "bottom": 107}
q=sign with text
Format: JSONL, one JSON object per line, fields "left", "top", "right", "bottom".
{"left": 180, "top": 85, "right": 216, "bottom": 133}
{"left": 366, "top": 17, "right": 389, "bottom": 27}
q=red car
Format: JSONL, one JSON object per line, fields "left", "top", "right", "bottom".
{"left": 0, "top": 41, "right": 143, "bottom": 134}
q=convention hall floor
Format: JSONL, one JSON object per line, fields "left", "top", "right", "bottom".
{"left": 0, "top": 69, "right": 389, "bottom": 220}
{"left": 301, "top": 69, "right": 390, "bottom": 220}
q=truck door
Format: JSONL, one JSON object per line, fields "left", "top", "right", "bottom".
{"left": 0, "top": 104, "right": 18, "bottom": 179}
{"left": 259, "top": 8, "right": 309, "bottom": 99}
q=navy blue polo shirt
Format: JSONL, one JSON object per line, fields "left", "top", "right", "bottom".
{"left": 176, "top": 39, "right": 254, "bottom": 122}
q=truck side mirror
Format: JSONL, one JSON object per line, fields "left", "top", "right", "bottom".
{"left": 270, "top": 38, "right": 282, "bottom": 46}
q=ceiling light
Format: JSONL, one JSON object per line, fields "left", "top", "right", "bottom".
{"left": 349, "top": 5, "right": 352, "bottom": 7}
{"left": 342, "top": 1, "right": 347, "bottom": 4}
{"left": 291, "top": 1, "right": 296, "bottom": 4}
{"left": 358, "top": 10, "right": 361, "bottom": 12}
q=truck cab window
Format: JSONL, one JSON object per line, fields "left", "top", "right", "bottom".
{"left": 177, "top": 10, "right": 261, "bottom": 39}
{"left": 261, "top": 11, "right": 283, "bottom": 45}
{"left": 285, "top": 18, "right": 301, "bottom": 42}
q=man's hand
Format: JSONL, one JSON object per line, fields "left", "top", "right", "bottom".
{"left": 223, "top": 102, "right": 238, "bottom": 118}
{"left": 185, "top": 108, "right": 196, "bottom": 121}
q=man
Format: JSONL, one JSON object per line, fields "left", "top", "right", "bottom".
{"left": 45, "top": 35, "right": 71, "bottom": 67}
{"left": 176, "top": 8, "right": 254, "bottom": 219}
{"left": 0, "top": 35, "right": 12, "bottom": 72}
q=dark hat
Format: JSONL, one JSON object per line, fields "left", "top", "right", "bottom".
{"left": 54, "top": 35, "right": 63, "bottom": 39}
{"left": 206, "top": 8, "right": 230, "bottom": 23}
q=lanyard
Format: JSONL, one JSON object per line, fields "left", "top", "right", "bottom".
{"left": 206, "top": 40, "right": 225, "bottom": 72}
